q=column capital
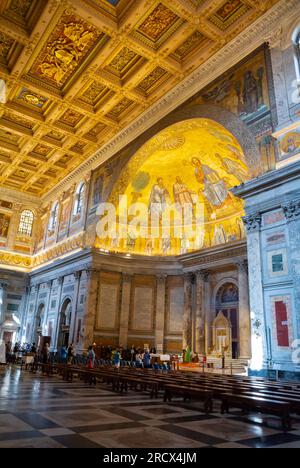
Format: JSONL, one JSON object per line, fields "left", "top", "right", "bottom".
{"left": 195, "top": 270, "right": 209, "bottom": 282}
{"left": 236, "top": 260, "right": 248, "bottom": 274}
{"left": 13, "top": 202, "right": 23, "bottom": 212}
{"left": 0, "top": 281, "right": 8, "bottom": 290}
{"left": 282, "top": 201, "right": 300, "bottom": 222}
{"left": 57, "top": 276, "right": 64, "bottom": 285}
{"left": 265, "top": 27, "right": 282, "bottom": 49}
{"left": 122, "top": 273, "right": 133, "bottom": 283}
{"left": 74, "top": 270, "right": 82, "bottom": 280}
{"left": 243, "top": 213, "right": 262, "bottom": 232}
{"left": 183, "top": 272, "right": 194, "bottom": 281}
{"left": 85, "top": 268, "right": 99, "bottom": 279}
{"left": 46, "top": 280, "right": 52, "bottom": 288}
{"left": 156, "top": 274, "right": 167, "bottom": 284}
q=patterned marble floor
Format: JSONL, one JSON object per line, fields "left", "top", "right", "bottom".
{"left": 0, "top": 366, "right": 300, "bottom": 448}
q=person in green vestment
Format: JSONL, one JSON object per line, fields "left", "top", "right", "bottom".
{"left": 185, "top": 346, "right": 191, "bottom": 363}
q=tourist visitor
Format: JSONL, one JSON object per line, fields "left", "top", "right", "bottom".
{"left": 114, "top": 349, "right": 121, "bottom": 368}
{"left": 143, "top": 349, "right": 151, "bottom": 368}
{"left": 87, "top": 345, "right": 96, "bottom": 369}
{"left": 60, "top": 346, "right": 67, "bottom": 363}
{"left": 67, "top": 343, "right": 74, "bottom": 364}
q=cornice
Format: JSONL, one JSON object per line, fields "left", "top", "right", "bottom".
{"left": 41, "top": 0, "right": 299, "bottom": 203}
{"left": 0, "top": 187, "right": 39, "bottom": 207}
{"left": 232, "top": 160, "right": 300, "bottom": 200}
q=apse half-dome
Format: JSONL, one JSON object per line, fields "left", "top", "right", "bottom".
{"left": 95, "top": 118, "right": 251, "bottom": 256}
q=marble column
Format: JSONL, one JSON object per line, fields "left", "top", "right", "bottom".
{"left": 183, "top": 273, "right": 193, "bottom": 351}
{"left": 155, "top": 275, "right": 167, "bottom": 352}
{"left": 52, "top": 277, "right": 64, "bottom": 350}
{"left": 195, "top": 271, "right": 207, "bottom": 354}
{"left": 204, "top": 274, "right": 212, "bottom": 355}
{"left": 19, "top": 285, "right": 30, "bottom": 342}
{"left": 30, "top": 284, "right": 40, "bottom": 343}
{"left": 79, "top": 269, "right": 99, "bottom": 353}
{"left": 237, "top": 261, "right": 251, "bottom": 359}
{"left": 45, "top": 280, "right": 53, "bottom": 333}
{"left": 119, "top": 274, "right": 132, "bottom": 348}
{"left": 0, "top": 282, "right": 8, "bottom": 325}
{"left": 243, "top": 213, "right": 268, "bottom": 364}
{"left": 69, "top": 271, "right": 82, "bottom": 344}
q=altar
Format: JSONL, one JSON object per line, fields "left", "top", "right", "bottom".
{"left": 211, "top": 311, "right": 232, "bottom": 358}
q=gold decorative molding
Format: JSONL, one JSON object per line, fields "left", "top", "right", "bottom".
{"left": 0, "top": 232, "right": 84, "bottom": 271}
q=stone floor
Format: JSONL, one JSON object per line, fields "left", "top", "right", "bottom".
{"left": 1, "top": 366, "right": 300, "bottom": 448}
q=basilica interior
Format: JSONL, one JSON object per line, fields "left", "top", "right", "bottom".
{"left": 1, "top": 0, "right": 300, "bottom": 450}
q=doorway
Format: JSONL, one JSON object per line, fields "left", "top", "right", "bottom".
{"left": 215, "top": 283, "right": 239, "bottom": 359}
{"left": 57, "top": 299, "right": 72, "bottom": 350}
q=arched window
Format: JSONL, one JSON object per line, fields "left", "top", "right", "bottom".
{"left": 49, "top": 202, "right": 59, "bottom": 231}
{"left": 18, "top": 210, "right": 34, "bottom": 236}
{"left": 74, "top": 183, "right": 85, "bottom": 215}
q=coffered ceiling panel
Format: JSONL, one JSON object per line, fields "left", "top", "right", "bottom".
{"left": 0, "top": 0, "right": 281, "bottom": 196}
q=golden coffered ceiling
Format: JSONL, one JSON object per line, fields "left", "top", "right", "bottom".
{"left": 0, "top": 0, "right": 280, "bottom": 197}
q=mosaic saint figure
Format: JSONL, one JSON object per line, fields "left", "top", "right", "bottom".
{"left": 214, "top": 153, "right": 249, "bottom": 183}
{"left": 162, "top": 236, "right": 171, "bottom": 254}
{"left": 191, "top": 158, "right": 228, "bottom": 207}
{"left": 213, "top": 225, "right": 227, "bottom": 246}
{"left": 149, "top": 177, "right": 170, "bottom": 216}
{"left": 173, "top": 177, "right": 195, "bottom": 208}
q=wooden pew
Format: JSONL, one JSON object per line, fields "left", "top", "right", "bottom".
{"left": 220, "top": 393, "right": 292, "bottom": 430}
{"left": 163, "top": 384, "right": 213, "bottom": 413}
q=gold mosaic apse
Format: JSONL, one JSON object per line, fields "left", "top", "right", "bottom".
{"left": 96, "top": 119, "right": 250, "bottom": 256}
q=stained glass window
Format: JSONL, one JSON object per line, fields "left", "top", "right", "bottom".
{"left": 18, "top": 210, "right": 34, "bottom": 236}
